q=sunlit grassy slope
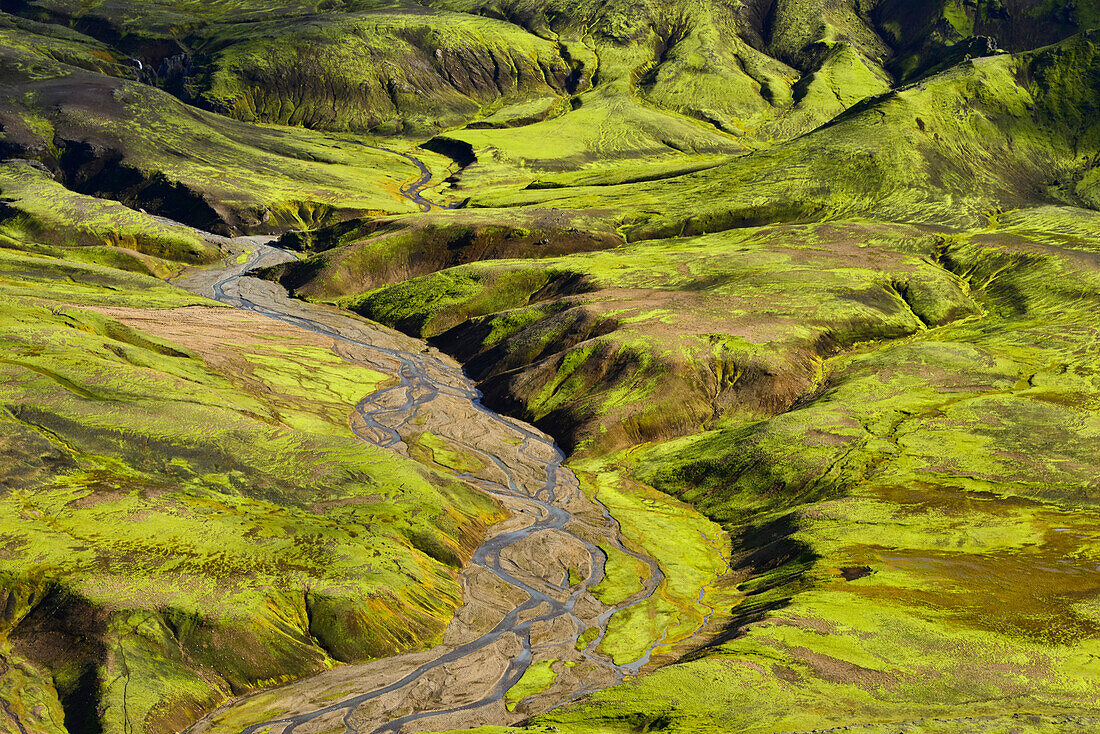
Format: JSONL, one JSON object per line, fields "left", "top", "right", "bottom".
{"left": 467, "top": 30, "right": 1100, "bottom": 234}
{"left": 519, "top": 204, "right": 1100, "bottom": 733}
{"left": 6, "top": 0, "right": 1096, "bottom": 186}
{"left": 310, "top": 31, "right": 1100, "bottom": 451}
{"left": 0, "top": 220, "right": 500, "bottom": 733}
{"left": 0, "top": 15, "right": 457, "bottom": 234}
{"left": 2, "top": 0, "right": 1095, "bottom": 235}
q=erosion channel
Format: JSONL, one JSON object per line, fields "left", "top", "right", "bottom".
{"left": 169, "top": 150, "right": 726, "bottom": 734}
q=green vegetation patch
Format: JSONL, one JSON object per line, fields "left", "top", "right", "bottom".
{"left": 505, "top": 659, "right": 558, "bottom": 712}
{"left": 513, "top": 210, "right": 1100, "bottom": 733}
{"left": 341, "top": 265, "right": 552, "bottom": 337}
{"left": 590, "top": 541, "right": 651, "bottom": 606}
{"left": 241, "top": 345, "right": 389, "bottom": 435}
{"left": 2, "top": 5, "right": 1100, "bottom": 734}
{"left": 575, "top": 463, "right": 734, "bottom": 666}
{"left": 412, "top": 430, "right": 486, "bottom": 474}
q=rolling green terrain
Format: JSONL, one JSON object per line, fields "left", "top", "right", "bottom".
{"left": 0, "top": 230, "right": 503, "bottom": 732}
{"left": 1, "top": 0, "right": 1100, "bottom": 732}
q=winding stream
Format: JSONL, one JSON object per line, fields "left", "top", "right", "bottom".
{"left": 351, "top": 141, "right": 447, "bottom": 212}
{"left": 179, "top": 148, "right": 710, "bottom": 734}
{"left": 190, "top": 239, "right": 671, "bottom": 733}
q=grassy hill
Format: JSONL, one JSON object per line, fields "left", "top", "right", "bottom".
{"left": 295, "top": 30, "right": 1100, "bottom": 453}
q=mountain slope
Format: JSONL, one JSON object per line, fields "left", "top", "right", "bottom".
{"left": 467, "top": 29, "right": 1100, "bottom": 234}
{"left": 285, "top": 31, "right": 1099, "bottom": 455}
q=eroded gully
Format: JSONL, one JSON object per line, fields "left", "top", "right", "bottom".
{"left": 178, "top": 150, "right": 687, "bottom": 734}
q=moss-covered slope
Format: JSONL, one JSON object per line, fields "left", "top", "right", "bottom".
{"left": 8, "top": 0, "right": 1096, "bottom": 150}
{"left": 0, "top": 16, "right": 450, "bottom": 235}
{"left": 272, "top": 31, "right": 1100, "bottom": 733}
{"left": 526, "top": 205, "right": 1100, "bottom": 734}
{"left": 294, "top": 32, "right": 1095, "bottom": 457}
{"left": 0, "top": 225, "right": 500, "bottom": 733}
{"left": 469, "top": 29, "right": 1100, "bottom": 235}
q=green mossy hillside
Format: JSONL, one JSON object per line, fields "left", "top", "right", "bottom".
{"left": 3, "top": 0, "right": 1095, "bottom": 249}
{"left": 470, "top": 30, "right": 1100, "bottom": 237}
{"left": 316, "top": 32, "right": 1099, "bottom": 454}
{"left": 0, "top": 160, "right": 218, "bottom": 267}
{"left": 0, "top": 20, "right": 443, "bottom": 234}
{"left": 344, "top": 222, "right": 979, "bottom": 453}
{"left": 266, "top": 210, "right": 624, "bottom": 300}
{"left": 0, "top": 241, "right": 499, "bottom": 734}
{"left": 271, "top": 30, "right": 1100, "bottom": 734}
{"left": 525, "top": 204, "right": 1100, "bottom": 733}
{"left": 196, "top": 8, "right": 575, "bottom": 135}
{"left": 1, "top": 2, "right": 1100, "bottom": 733}
{"left": 7, "top": 0, "right": 1095, "bottom": 163}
